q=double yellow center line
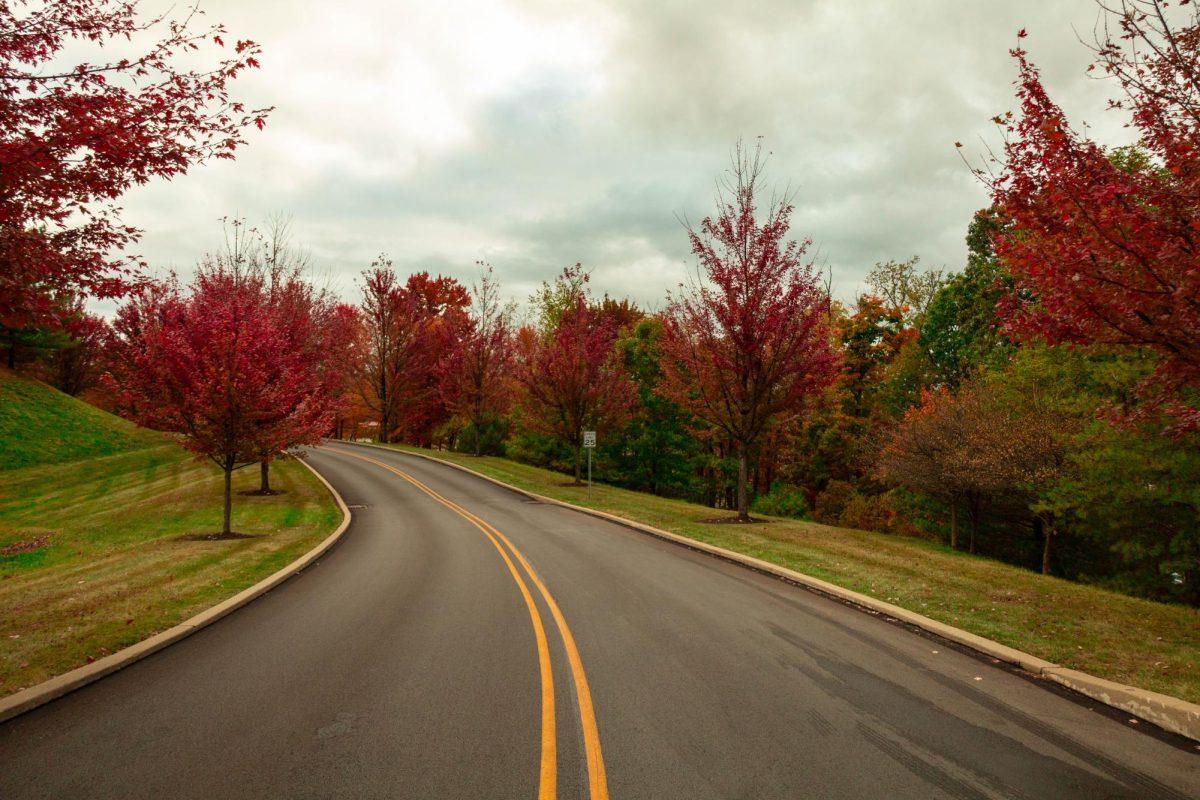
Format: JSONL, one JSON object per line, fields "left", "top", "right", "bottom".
{"left": 328, "top": 448, "right": 609, "bottom": 800}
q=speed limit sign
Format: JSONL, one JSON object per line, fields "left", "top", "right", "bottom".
{"left": 583, "top": 431, "right": 596, "bottom": 448}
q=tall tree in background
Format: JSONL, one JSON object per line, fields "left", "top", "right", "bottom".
{"left": 44, "top": 301, "right": 110, "bottom": 398}
{"left": 660, "top": 142, "right": 840, "bottom": 520}
{"left": 400, "top": 272, "right": 470, "bottom": 445}
{"left": 516, "top": 289, "right": 635, "bottom": 484}
{"left": 0, "top": 1, "right": 269, "bottom": 362}
{"left": 989, "top": 0, "right": 1200, "bottom": 433}
{"left": 444, "top": 263, "right": 515, "bottom": 456}
{"left": 354, "top": 259, "right": 418, "bottom": 443}
{"left": 111, "top": 266, "right": 305, "bottom": 537}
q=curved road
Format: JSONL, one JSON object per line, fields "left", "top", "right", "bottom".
{"left": 1, "top": 442, "right": 1196, "bottom": 799}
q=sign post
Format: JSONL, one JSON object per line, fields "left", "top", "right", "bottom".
{"left": 583, "top": 430, "right": 596, "bottom": 489}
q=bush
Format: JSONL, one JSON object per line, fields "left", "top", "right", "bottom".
{"left": 751, "top": 482, "right": 809, "bottom": 519}
{"left": 451, "top": 414, "right": 511, "bottom": 456}
{"left": 813, "top": 480, "right": 858, "bottom": 525}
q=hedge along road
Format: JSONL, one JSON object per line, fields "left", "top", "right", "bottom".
{"left": 0, "top": 443, "right": 1196, "bottom": 799}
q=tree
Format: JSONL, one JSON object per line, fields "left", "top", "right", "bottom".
{"left": 989, "top": 1, "right": 1200, "bottom": 433}
{"left": 606, "top": 316, "right": 702, "bottom": 496}
{"left": 876, "top": 388, "right": 981, "bottom": 550}
{"left": 111, "top": 266, "right": 308, "bottom": 537}
{"left": 250, "top": 272, "right": 350, "bottom": 493}
{"left": 354, "top": 259, "right": 417, "bottom": 444}
{"left": 515, "top": 292, "right": 635, "bottom": 484}
{"left": 203, "top": 216, "right": 346, "bottom": 493}
{"left": 659, "top": 142, "right": 840, "bottom": 520}
{"left": 444, "top": 263, "right": 515, "bottom": 456}
{"left": 0, "top": 1, "right": 268, "bottom": 349}
{"left": 44, "top": 301, "right": 110, "bottom": 397}
{"left": 865, "top": 256, "right": 944, "bottom": 322}
{"left": 919, "top": 211, "right": 1012, "bottom": 389}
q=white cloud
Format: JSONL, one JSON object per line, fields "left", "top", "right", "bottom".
{"left": 108, "top": 0, "right": 1151, "bottom": 312}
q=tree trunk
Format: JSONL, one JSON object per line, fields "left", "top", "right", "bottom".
{"left": 259, "top": 456, "right": 271, "bottom": 493}
{"left": 736, "top": 443, "right": 749, "bottom": 521}
{"left": 473, "top": 418, "right": 482, "bottom": 457}
{"left": 1041, "top": 520, "right": 1053, "bottom": 575}
{"left": 949, "top": 504, "right": 958, "bottom": 550}
{"left": 574, "top": 445, "right": 583, "bottom": 484}
{"left": 222, "top": 463, "right": 234, "bottom": 536}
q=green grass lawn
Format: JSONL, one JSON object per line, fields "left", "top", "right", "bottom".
{"left": 0, "top": 370, "right": 162, "bottom": 470}
{"left": 0, "top": 371, "right": 340, "bottom": 697}
{"left": 388, "top": 443, "right": 1200, "bottom": 705}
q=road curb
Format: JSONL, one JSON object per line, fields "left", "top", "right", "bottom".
{"left": 346, "top": 441, "right": 1200, "bottom": 743}
{"left": 0, "top": 456, "right": 353, "bottom": 725}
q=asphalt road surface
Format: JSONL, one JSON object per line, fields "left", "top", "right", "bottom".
{"left": 2, "top": 442, "right": 1197, "bottom": 799}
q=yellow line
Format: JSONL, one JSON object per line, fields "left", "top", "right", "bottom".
{"left": 327, "top": 447, "right": 610, "bottom": 800}
{"left": 327, "top": 449, "right": 557, "bottom": 800}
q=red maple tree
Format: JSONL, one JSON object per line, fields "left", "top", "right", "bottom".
{"left": 442, "top": 263, "right": 515, "bottom": 455}
{"left": 111, "top": 265, "right": 318, "bottom": 536}
{"left": 659, "top": 142, "right": 840, "bottom": 520}
{"left": 0, "top": 1, "right": 269, "bottom": 352}
{"left": 353, "top": 261, "right": 471, "bottom": 444}
{"left": 990, "top": 0, "right": 1200, "bottom": 433}
{"left": 515, "top": 295, "right": 635, "bottom": 484}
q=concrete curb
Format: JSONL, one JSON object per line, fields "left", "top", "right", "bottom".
{"left": 0, "top": 456, "right": 353, "bottom": 725}
{"left": 345, "top": 441, "right": 1200, "bottom": 743}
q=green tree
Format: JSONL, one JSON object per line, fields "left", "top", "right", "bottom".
{"left": 919, "top": 211, "right": 1013, "bottom": 388}
{"left": 601, "top": 317, "right": 701, "bottom": 497}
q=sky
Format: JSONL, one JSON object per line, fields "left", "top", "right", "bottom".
{"left": 113, "top": 0, "right": 1141, "bottom": 311}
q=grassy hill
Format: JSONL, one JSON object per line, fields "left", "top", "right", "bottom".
{"left": 390, "top": 443, "right": 1200, "bottom": 705}
{"left": 0, "top": 370, "right": 163, "bottom": 470}
{"left": 0, "top": 371, "right": 340, "bottom": 696}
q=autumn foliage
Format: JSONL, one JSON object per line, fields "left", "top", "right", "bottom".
{"left": 515, "top": 278, "right": 635, "bottom": 484}
{"left": 659, "top": 142, "right": 840, "bottom": 519}
{"left": 111, "top": 262, "right": 344, "bottom": 535}
{"left": 990, "top": 1, "right": 1200, "bottom": 432}
{"left": 0, "top": 0, "right": 269, "bottom": 342}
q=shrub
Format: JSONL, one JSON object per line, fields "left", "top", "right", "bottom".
{"left": 813, "top": 480, "right": 858, "bottom": 525}
{"left": 751, "top": 481, "right": 809, "bottom": 519}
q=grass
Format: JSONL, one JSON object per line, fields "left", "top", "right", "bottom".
{"left": 0, "top": 369, "right": 162, "bottom": 470}
{"left": 389, "top": 443, "right": 1200, "bottom": 705}
{"left": 0, "top": 371, "right": 340, "bottom": 697}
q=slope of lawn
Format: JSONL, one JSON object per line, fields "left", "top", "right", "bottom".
{"left": 0, "top": 371, "right": 341, "bottom": 697}
{"left": 388, "top": 443, "right": 1200, "bottom": 705}
{"left": 0, "top": 369, "right": 162, "bottom": 470}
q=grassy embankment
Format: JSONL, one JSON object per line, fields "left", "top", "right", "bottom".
{"left": 0, "top": 371, "right": 340, "bottom": 696}
{"left": 388, "top": 443, "right": 1200, "bottom": 704}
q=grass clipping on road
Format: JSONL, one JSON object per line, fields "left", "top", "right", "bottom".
{"left": 0, "top": 441, "right": 339, "bottom": 697}
{"left": 393, "top": 444, "right": 1200, "bottom": 705}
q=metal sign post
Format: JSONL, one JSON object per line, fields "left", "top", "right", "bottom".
{"left": 583, "top": 430, "right": 596, "bottom": 489}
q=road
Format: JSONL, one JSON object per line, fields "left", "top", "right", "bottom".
{"left": 1, "top": 442, "right": 1196, "bottom": 799}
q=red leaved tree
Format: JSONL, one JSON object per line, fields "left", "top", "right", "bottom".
{"left": 989, "top": 1, "right": 1200, "bottom": 433}
{"left": 354, "top": 259, "right": 419, "bottom": 443}
{"left": 111, "top": 265, "right": 311, "bottom": 536}
{"left": 0, "top": 1, "right": 269, "bottom": 356}
{"left": 352, "top": 261, "right": 470, "bottom": 444}
{"left": 443, "top": 262, "right": 515, "bottom": 456}
{"left": 659, "top": 142, "right": 840, "bottom": 520}
{"left": 399, "top": 272, "right": 471, "bottom": 445}
{"left": 515, "top": 292, "right": 634, "bottom": 484}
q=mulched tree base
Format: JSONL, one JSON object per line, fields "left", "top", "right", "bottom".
{"left": 238, "top": 489, "right": 288, "bottom": 497}
{"left": 177, "top": 532, "right": 260, "bottom": 541}
{"left": 698, "top": 515, "right": 770, "bottom": 525}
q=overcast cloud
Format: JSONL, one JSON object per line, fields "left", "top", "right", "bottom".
{"left": 113, "top": 0, "right": 1140, "bottom": 310}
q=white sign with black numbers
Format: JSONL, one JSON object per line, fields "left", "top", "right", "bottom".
{"left": 583, "top": 431, "right": 596, "bottom": 448}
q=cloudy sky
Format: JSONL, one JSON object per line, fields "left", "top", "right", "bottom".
{"left": 115, "top": 0, "right": 1139, "bottom": 310}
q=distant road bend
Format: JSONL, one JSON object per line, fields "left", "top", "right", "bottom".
{"left": 1, "top": 442, "right": 1196, "bottom": 799}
